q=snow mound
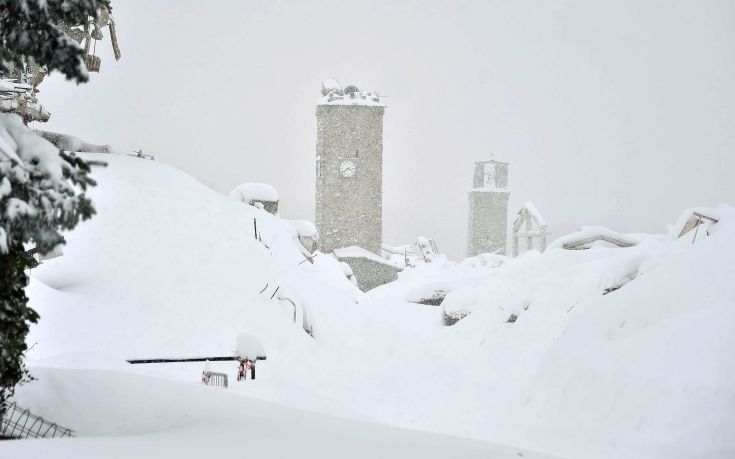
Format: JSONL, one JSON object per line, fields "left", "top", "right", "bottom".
{"left": 229, "top": 182, "right": 279, "bottom": 202}
{"left": 236, "top": 333, "right": 266, "bottom": 360}
{"left": 547, "top": 225, "right": 639, "bottom": 250}
{"left": 27, "top": 154, "right": 354, "bottom": 362}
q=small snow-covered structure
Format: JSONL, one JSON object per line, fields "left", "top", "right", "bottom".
{"left": 321, "top": 78, "right": 343, "bottom": 96}
{"left": 670, "top": 207, "right": 722, "bottom": 243}
{"left": 512, "top": 202, "right": 548, "bottom": 256}
{"left": 334, "top": 246, "right": 401, "bottom": 291}
{"left": 235, "top": 333, "right": 266, "bottom": 361}
{"left": 287, "top": 220, "right": 319, "bottom": 256}
{"left": 229, "top": 183, "right": 279, "bottom": 215}
{"left": 382, "top": 236, "right": 441, "bottom": 267}
{"left": 381, "top": 243, "right": 415, "bottom": 266}
{"left": 1, "top": 76, "right": 50, "bottom": 123}
{"left": 416, "top": 236, "right": 440, "bottom": 263}
{"left": 318, "top": 79, "right": 382, "bottom": 105}
{"left": 547, "top": 226, "right": 637, "bottom": 251}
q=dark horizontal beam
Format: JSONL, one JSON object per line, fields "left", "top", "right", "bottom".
{"left": 127, "top": 356, "right": 266, "bottom": 364}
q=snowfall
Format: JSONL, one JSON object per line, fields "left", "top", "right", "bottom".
{"left": 2, "top": 152, "right": 734, "bottom": 458}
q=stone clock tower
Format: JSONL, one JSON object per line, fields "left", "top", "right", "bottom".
{"left": 315, "top": 80, "right": 385, "bottom": 255}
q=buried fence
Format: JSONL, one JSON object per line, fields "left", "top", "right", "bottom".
{"left": 201, "top": 371, "right": 229, "bottom": 388}
{"left": 1, "top": 402, "right": 74, "bottom": 439}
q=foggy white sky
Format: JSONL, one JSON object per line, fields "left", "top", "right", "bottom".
{"left": 39, "top": 0, "right": 735, "bottom": 259}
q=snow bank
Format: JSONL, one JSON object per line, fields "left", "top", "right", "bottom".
{"left": 369, "top": 252, "right": 506, "bottom": 304}
{"left": 26, "top": 154, "right": 354, "bottom": 362}
{"left": 435, "top": 211, "right": 735, "bottom": 458}
{"left": 5, "top": 365, "right": 550, "bottom": 459}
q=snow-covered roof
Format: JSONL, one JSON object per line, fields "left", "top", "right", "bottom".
{"left": 229, "top": 182, "right": 279, "bottom": 203}
{"left": 519, "top": 201, "right": 547, "bottom": 227}
{"left": 475, "top": 158, "right": 508, "bottom": 165}
{"left": 547, "top": 226, "right": 637, "bottom": 250}
{"left": 0, "top": 79, "right": 31, "bottom": 95}
{"left": 317, "top": 79, "right": 384, "bottom": 107}
{"left": 334, "top": 246, "right": 401, "bottom": 268}
{"left": 319, "top": 95, "right": 385, "bottom": 107}
{"left": 668, "top": 205, "right": 728, "bottom": 240}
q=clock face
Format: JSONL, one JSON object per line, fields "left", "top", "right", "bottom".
{"left": 339, "top": 160, "right": 356, "bottom": 177}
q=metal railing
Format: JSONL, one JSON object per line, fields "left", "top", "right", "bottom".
{"left": 202, "top": 371, "right": 228, "bottom": 388}
{"left": 1, "top": 402, "right": 74, "bottom": 439}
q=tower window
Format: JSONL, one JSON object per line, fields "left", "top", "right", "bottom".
{"left": 483, "top": 164, "right": 496, "bottom": 188}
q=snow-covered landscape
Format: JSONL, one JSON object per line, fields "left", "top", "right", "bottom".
{"left": 1, "top": 1, "right": 734, "bottom": 458}
{"left": 0, "top": 154, "right": 731, "bottom": 458}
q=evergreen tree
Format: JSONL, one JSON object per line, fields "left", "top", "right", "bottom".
{"left": 0, "top": 0, "right": 110, "bottom": 83}
{"left": 0, "top": 0, "right": 108, "bottom": 416}
{"left": 0, "top": 113, "right": 99, "bottom": 415}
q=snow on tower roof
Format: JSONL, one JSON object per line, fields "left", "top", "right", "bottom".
{"left": 318, "top": 79, "right": 384, "bottom": 107}
{"left": 476, "top": 158, "right": 509, "bottom": 165}
{"left": 229, "top": 182, "right": 279, "bottom": 203}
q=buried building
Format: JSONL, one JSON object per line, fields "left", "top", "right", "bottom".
{"left": 334, "top": 246, "right": 401, "bottom": 291}
{"left": 671, "top": 207, "right": 721, "bottom": 243}
{"left": 547, "top": 226, "right": 637, "bottom": 250}
{"left": 230, "top": 183, "right": 280, "bottom": 215}
{"left": 512, "top": 202, "right": 548, "bottom": 256}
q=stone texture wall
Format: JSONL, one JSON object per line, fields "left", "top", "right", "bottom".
{"left": 467, "top": 190, "right": 510, "bottom": 256}
{"left": 315, "top": 104, "right": 385, "bottom": 254}
{"left": 338, "top": 257, "right": 400, "bottom": 291}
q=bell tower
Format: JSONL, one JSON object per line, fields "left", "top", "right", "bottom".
{"left": 467, "top": 159, "right": 510, "bottom": 256}
{"left": 315, "top": 80, "right": 385, "bottom": 255}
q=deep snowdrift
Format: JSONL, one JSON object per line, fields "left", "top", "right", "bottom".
{"left": 6, "top": 366, "right": 551, "bottom": 459}
{"left": 8, "top": 154, "right": 735, "bottom": 459}
{"left": 25, "top": 154, "right": 357, "bottom": 361}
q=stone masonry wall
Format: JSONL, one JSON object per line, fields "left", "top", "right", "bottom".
{"left": 315, "top": 104, "right": 384, "bottom": 254}
{"left": 467, "top": 190, "right": 509, "bottom": 256}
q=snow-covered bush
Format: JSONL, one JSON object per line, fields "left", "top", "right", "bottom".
{"left": 0, "top": 113, "right": 98, "bottom": 413}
